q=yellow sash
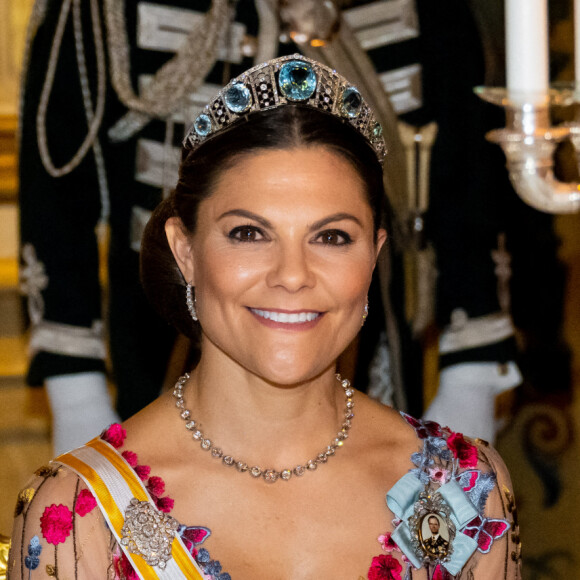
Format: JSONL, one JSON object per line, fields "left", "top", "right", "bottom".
{"left": 55, "top": 437, "right": 205, "bottom": 580}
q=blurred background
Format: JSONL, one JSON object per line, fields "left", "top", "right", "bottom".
{"left": 1, "top": 1, "right": 580, "bottom": 578}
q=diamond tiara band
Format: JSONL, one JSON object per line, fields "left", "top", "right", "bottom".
{"left": 183, "top": 54, "right": 387, "bottom": 163}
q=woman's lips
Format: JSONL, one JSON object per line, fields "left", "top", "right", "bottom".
{"left": 249, "top": 308, "right": 323, "bottom": 329}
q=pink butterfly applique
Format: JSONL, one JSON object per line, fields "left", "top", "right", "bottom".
{"left": 400, "top": 413, "right": 442, "bottom": 439}
{"left": 181, "top": 526, "right": 211, "bottom": 557}
{"left": 463, "top": 516, "right": 509, "bottom": 553}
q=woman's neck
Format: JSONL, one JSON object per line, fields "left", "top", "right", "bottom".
{"left": 181, "top": 351, "right": 346, "bottom": 468}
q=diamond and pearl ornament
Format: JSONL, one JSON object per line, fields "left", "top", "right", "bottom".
{"left": 121, "top": 498, "right": 179, "bottom": 569}
{"left": 173, "top": 373, "right": 355, "bottom": 483}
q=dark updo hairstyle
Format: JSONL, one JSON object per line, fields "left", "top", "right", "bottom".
{"left": 140, "top": 105, "right": 386, "bottom": 339}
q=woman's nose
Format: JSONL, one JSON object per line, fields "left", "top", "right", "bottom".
{"left": 265, "top": 243, "right": 315, "bottom": 291}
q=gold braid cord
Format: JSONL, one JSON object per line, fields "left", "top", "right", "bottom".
{"left": 104, "top": 0, "right": 229, "bottom": 119}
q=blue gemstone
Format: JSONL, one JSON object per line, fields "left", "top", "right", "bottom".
{"left": 372, "top": 122, "right": 383, "bottom": 138}
{"left": 194, "top": 114, "right": 212, "bottom": 137}
{"left": 278, "top": 60, "right": 317, "bottom": 101}
{"left": 341, "top": 86, "right": 363, "bottom": 118}
{"left": 224, "top": 82, "right": 252, "bottom": 113}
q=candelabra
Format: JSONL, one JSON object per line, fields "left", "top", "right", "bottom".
{"left": 476, "top": 87, "right": 580, "bottom": 214}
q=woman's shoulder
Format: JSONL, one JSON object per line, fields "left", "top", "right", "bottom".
{"left": 9, "top": 461, "right": 115, "bottom": 579}
{"left": 356, "top": 393, "right": 419, "bottom": 445}
{"left": 8, "top": 421, "right": 178, "bottom": 579}
{"left": 360, "top": 393, "right": 512, "bottom": 479}
{"left": 14, "top": 462, "right": 85, "bottom": 515}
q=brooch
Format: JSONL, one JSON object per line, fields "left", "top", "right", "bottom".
{"left": 121, "top": 498, "right": 180, "bottom": 569}
{"left": 386, "top": 473, "right": 479, "bottom": 576}
{"left": 408, "top": 491, "right": 456, "bottom": 563}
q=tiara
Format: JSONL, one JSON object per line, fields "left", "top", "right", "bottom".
{"left": 183, "top": 54, "right": 386, "bottom": 163}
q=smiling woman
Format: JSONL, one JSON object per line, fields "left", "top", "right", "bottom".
{"left": 164, "top": 146, "right": 384, "bottom": 386}
{"left": 8, "top": 56, "right": 521, "bottom": 579}
{"left": 140, "top": 94, "right": 386, "bottom": 344}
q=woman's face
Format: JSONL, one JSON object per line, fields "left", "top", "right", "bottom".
{"left": 168, "top": 146, "right": 387, "bottom": 385}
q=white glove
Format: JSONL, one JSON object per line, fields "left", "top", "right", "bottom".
{"left": 46, "top": 371, "right": 121, "bottom": 455}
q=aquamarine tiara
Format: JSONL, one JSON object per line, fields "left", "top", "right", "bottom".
{"left": 183, "top": 54, "right": 386, "bottom": 164}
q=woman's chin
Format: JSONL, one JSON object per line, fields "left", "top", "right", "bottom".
{"left": 248, "top": 356, "right": 334, "bottom": 387}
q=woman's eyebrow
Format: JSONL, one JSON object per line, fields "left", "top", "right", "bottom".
{"left": 309, "top": 213, "right": 363, "bottom": 231}
{"left": 217, "top": 210, "right": 362, "bottom": 231}
{"left": 217, "top": 209, "right": 273, "bottom": 228}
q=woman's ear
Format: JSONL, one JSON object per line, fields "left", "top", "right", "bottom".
{"left": 374, "top": 228, "right": 388, "bottom": 263}
{"left": 165, "top": 217, "right": 195, "bottom": 284}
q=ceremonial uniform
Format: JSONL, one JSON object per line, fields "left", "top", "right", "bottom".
{"left": 19, "top": 0, "right": 262, "bottom": 418}
{"left": 19, "top": 0, "right": 422, "bottom": 420}
{"left": 20, "top": 0, "right": 566, "bottom": 439}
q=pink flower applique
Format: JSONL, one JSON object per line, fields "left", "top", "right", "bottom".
{"left": 112, "top": 545, "right": 139, "bottom": 579}
{"left": 122, "top": 450, "right": 138, "bottom": 467}
{"left": 120, "top": 445, "right": 175, "bottom": 514}
{"left": 122, "top": 449, "right": 152, "bottom": 487}
{"left": 463, "top": 515, "right": 510, "bottom": 553}
{"left": 447, "top": 432, "right": 478, "bottom": 468}
{"left": 40, "top": 504, "right": 73, "bottom": 545}
{"left": 75, "top": 489, "right": 97, "bottom": 517}
{"left": 378, "top": 532, "right": 400, "bottom": 553}
{"left": 368, "top": 554, "right": 402, "bottom": 580}
{"left": 134, "top": 464, "right": 151, "bottom": 481}
{"left": 429, "top": 467, "right": 449, "bottom": 484}
{"left": 102, "top": 423, "right": 127, "bottom": 449}
{"left": 433, "top": 564, "right": 452, "bottom": 580}
{"left": 145, "top": 475, "right": 174, "bottom": 513}
{"left": 155, "top": 496, "right": 175, "bottom": 513}
{"left": 147, "top": 476, "right": 166, "bottom": 497}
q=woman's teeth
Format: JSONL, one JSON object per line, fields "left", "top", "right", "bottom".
{"left": 251, "top": 309, "right": 319, "bottom": 323}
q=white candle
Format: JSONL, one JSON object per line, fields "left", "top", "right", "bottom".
{"left": 505, "top": 0, "right": 549, "bottom": 100}
{"left": 575, "top": 0, "right": 580, "bottom": 82}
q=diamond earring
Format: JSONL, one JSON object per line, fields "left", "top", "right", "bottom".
{"left": 186, "top": 283, "right": 198, "bottom": 322}
{"left": 361, "top": 298, "right": 369, "bottom": 326}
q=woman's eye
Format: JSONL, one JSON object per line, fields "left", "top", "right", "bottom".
{"left": 315, "top": 229, "right": 352, "bottom": 246}
{"left": 228, "top": 225, "right": 265, "bottom": 242}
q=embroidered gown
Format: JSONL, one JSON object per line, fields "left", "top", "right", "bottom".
{"left": 7, "top": 418, "right": 521, "bottom": 579}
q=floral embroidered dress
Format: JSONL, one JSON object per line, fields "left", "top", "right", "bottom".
{"left": 7, "top": 418, "right": 521, "bottom": 579}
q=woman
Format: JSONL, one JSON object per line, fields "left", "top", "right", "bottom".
{"left": 8, "top": 56, "right": 520, "bottom": 579}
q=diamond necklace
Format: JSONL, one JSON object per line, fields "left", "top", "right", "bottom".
{"left": 172, "top": 373, "right": 355, "bottom": 483}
